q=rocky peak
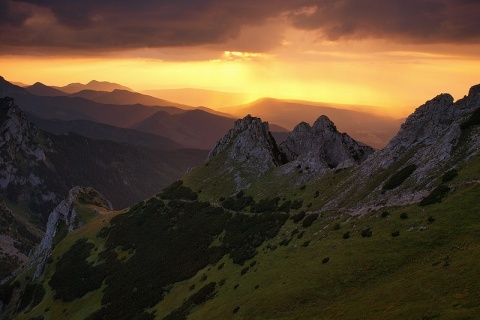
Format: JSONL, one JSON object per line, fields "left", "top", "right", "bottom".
{"left": 207, "top": 115, "right": 285, "bottom": 189}
{"left": 373, "top": 87, "right": 479, "bottom": 172}
{"left": 279, "top": 115, "right": 374, "bottom": 172}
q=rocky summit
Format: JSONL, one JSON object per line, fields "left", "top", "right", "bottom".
{"left": 207, "top": 115, "right": 286, "bottom": 185}
{"left": 279, "top": 115, "right": 374, "bottom": 173}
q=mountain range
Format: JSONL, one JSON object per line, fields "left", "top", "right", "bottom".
{"left": 4, "top": 77, "right": 404, "bottom": 149}
{"left": 0, "top": 82, "right": 478, "bottom": 319}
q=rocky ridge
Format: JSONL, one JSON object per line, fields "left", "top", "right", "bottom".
{"left": 322, "top": 84, "right": 480, "bottom": 211}
{"left": 207, "top": 115, "right": 286, "bottom": 189}
{"left": 26, "top": 186, "right": 111, "bottom": 280}
{"left": 279, "top": 115, "right": 374, "bottom": 173}
{"left": 206, "top": 113, "right": 373, "bottom": 192}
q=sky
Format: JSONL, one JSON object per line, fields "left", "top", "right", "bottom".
{"left": 1, "top": 0, "right": 480, "bottom": 117}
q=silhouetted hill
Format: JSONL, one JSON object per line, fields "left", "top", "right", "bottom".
{"left": 70, "top": 89, "right": 191, "bottom": 110}
{"left": 27, "top": 115, "right": 183, "bottom": 150}
{"left": 132, "top": 109, "right": 237, "bottom": 149}
{"left": 26, "top": 82, "right": 67, "bottom": 97}
{"left": 54, "top": 80, "right": 133, "bottom": 94}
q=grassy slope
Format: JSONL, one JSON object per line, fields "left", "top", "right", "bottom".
{"left": 182, "top": 161, "right": 480, "bottom": 319}
{"left": 6, "top": 154, "right": 478, "bottom": 320}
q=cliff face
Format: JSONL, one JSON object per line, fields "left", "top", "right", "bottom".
{"left": 27, "top": 186, "right": 111, "bottom": 280}
{"left": 279, "top": 115, "right": 374, "bottom": 172}
{"left": 0, "top": 97, "right": 46, "bottom": 190}
{"left": 208, "top": 115, "right": 286, "bottom": 185}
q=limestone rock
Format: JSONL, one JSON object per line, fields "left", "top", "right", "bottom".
{"left": 208, "top": 114, "right": 285, "bottom": 178}
{"left": 279, "top": 115, "right": 374, "bottom": 172}
{"left": 28, "top": 186, "right": 112, "bottom": 280}
{"left": 0, "top": 97, "right": 46, "bottom": 189}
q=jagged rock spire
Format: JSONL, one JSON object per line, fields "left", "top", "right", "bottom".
{"left": 279, "top": 115, "right": 374, "bottom": 172}
{"left": 208, "top": 115, "right": 285, "bottom": 177}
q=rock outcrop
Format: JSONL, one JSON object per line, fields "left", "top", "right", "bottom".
{"left": 27, "top": 186, "right": 111, "bottom": 280}
{"left": 362, "top": 86, "right": 480, "bottom": 180}
{"left": 279, "top": 115, "right": 374, "bottom": 172}
{"left": 322, "top": 84, "right": 480, "bottom": 210}
{"left": 208, "top": 115, "right": 286, "bottom": 178}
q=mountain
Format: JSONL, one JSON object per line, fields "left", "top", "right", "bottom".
{"left": 27, "top": 115, "right": 183, "bottom": 150}
{"left": 70, "top": 89, "right": 192, "bottom": 110}
{"left": 1, "top": 85, "right": 479, "bottom": 320}
{"left": 141, "top": 88, "right": 252, "bottom": 109}
{"left": 53, "top": 80, "right": 133, "bottom": 94}
{"left": 0, "top": 97, "right": 208, "bottom": 212}
{"left": 227, "top": 98, "right": 404, "bottom": 149}
{"left": 278, "top": 116, "right": 374, "bottom": 172}
{"left": 132, "top": 109, "right": 245, "bottom": 150}
{"left": 207, "top": 115, "right": 287, "bottom": 189}
{"left": 0, "top": 76, "right": 27, "bottom": 97}
{"left": 0, "top": 97, "right": 208, "bottom": 277}
{"left": 26, "top": 83, "right": 67, "bottom": 97}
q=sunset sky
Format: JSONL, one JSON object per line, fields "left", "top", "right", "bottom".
{"left": 1, "top": 0, "right": 480, "bottom": 117}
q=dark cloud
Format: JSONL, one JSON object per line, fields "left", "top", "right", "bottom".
{"left": 0, "top": 0, "right": 33, "bottom": 27}
{"left": 0, "top": 0, "right": 479, "bottom": 55}
{"left": 291, "top": 0, "right": 480, "bottom": 43}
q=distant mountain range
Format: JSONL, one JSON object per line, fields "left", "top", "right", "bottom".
{"left": 3, "top": 76, "right": 403, "bottom": 149}
{"left": 52, "top": 80, "right": 133, "bottom": 93}
{"left": 141, "top": 87, "right": 253, "bottom": 109}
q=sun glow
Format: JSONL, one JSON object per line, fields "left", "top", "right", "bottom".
{"left": 2, "top": 39, "right": 480, "bottom": 119}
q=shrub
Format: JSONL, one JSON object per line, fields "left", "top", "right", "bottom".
{"left": 291, "top": 199, "right": 303, "bottom": 210}
{"left": 381, "top": 211, "right": 389, "bottom": 218}
{"left": 343, "top": 232, "right": 350, "bottom": 239}
{"left": 361, "top": 228, "right": 372, "bottom": 237}
{"left": 301, "top": 241, "right": 310, "bottom": 247}
{"left": 302, "top": 214, "right": 318, "bottom": 228}
{"left": 159, "top": 180, "right": 198, "bottom": 201}
{"left": 400, "top": 212, "right": 409, "bottom": 219}
{"left": 333, "top": 223, "right": 341, "bottom": 230}
{"left": 442, "top": 169, "right": 458, "bottom": 182}
{"left": 314, "top": 190, "right": 320, "bottom": 198}
{"left": 291, "top": 211, "right": 306, "bottom": 223}
{"left": 419, "top": 185, "right": 451, "bottom": 206}
{"left": 278, "top": 200, "right": 292, "bottom": 213}
{"left": 391, "top": 231, "right": 400, "bottom": 237}
{"left": 322, "top": 257, "right": 330, "bottom": 264}
{"left": 428, "top": 216, "right": 436, "bottom": 223}
{"left": 233, "top": 307, "right": 240, "bottom": 314}
{"left": 460, "top": 107, "right": 480, "bottom": 130}
{"left": 300, "top": 185, "right": 306, "bottom": 191}
{"left": 383, "top": 164, "right": 417, "bottom": 190}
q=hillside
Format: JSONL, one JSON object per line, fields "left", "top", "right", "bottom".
{"left": 131, "top": 109, "right": 240, "bottom": 150}
{"left": 0, "top": 97, "right": 208, "bottom": 278}
{"left": 28, "top": 115, "right": 183, "bottom": 151}
{"left": 70, "top": 89, "right": 191, "bottom": 110}
{"left": 0, "top": 84, "right": 479, "bottom": 319}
